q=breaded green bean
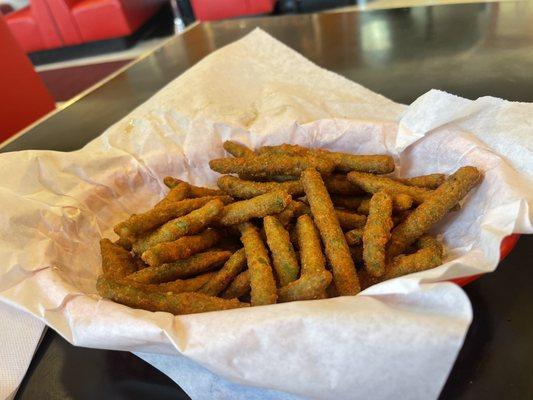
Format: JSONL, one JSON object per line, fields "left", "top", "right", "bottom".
{"left": 154, "top": 182, "right": 190, "bottom": 208}
{"left": 331, "top": 195, "right": 366, "bottom": 210}
{"left": 97, "top": 276, "right": 248, "bottom": 315}
{"left": 217, "top": 175, "right": 303, "bottom": 199}
{"left": 199, "top": 248, "right": 247, "bottom": 296}
{"left": 133, "top": 199, "right": 224, "bottom": 254}
{"left": 239, "top": 222, "right": 277, "bottom": 305}
{"left": 163, "top": 177, "right": 224, "bottom": 197}
{"left": 278, "top": 271, "right": 332, "bottom": 302}
{"left": 220, "top": 270, "right": 250, "bottom": 299}
{"left": 141, "top": 229, "right": 221, "bottom": 267}
{"left": 384, "top": 235, "right": 443, "bottom": 279}
{"left": 298, "top": 202, "right": 367, "bottom": 230}
{"left": 358, "top": 269, "right": 381, "bottom": 290}
{"left": 363, "top": 192, "right": 393, "bottom": 277}
{"left": 277, "top": 215, "right": 332, "bottom": 302}
{"left": 334, "top": 209, "right": 367, "bottom": 230}
{"left": 357, "top": 193, "right": 413, "bottom": 214}
{"left": 345, "top": 228, "right": 363, "bottom": 246}
{"left": 296, "top": 215, "right": 326, "bottom": 275}
{"left": 219, "top": 190, "right": 291, "bottom": 226}
{"left": 257, "top": 144, "right": 395, "bottom": 174}
{"left": 209, "top": 154, "right": 335, "bottom": 179}
{"left": 324, "top": 174, "right": 364, "bottom": 195}
{"left": 114, "top": 196, "right": 232, "bottom": 240}
{"left": 127, "top": 250, "right": 231, "bottom": 283}
{"left": 348, "top": 172, "right": 432, "bottom": 204}
{"left": 114, "top": 237, "right": 132, "bottom": 250}
{"left": 223, "top": 140, "right": 254, "bottom": 157}
{"left": 388, "top": 166, "right": 482, "bottom": 256}
{"left": 301, "top": 168, "right": 360, "bottom": 295}
{"left": 396, "top": 174, "right": 446, "bottom": 189}
{"left": 100, "top": 239, "right": 138, "bottom": 280}
{"left": 275, "top": 200, "right": 302, "bottom": 227}
{"left": 264, "top": 216, "right": 300, "bottom": 286}
{"left": 127, "top": 272, "right": 215, "bottom": 294}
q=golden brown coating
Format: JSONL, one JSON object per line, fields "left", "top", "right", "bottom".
{"left": 219, "top": 190, "right": 292, "bottom": 226}
{"left": 300, "top": 168, "right": 360, "bottom": 295}
{"left": 395, "top": 174, "right": 446, "bottom": 189}
{"left": 97, "top": 276, "right": 249, "bottom": 315}
{"left": 239, "top": 222, "right": 278, "bottom": 305}
{"left": 114, "top": 196, "right": 232, "bottom": 241}
{"left": 141, "top": 229, "right": 221, "bottom": 267}
{"left": 384, "top": 235, "right": 443, "bottom": 279}
{"left": 388, "top": 166, "right": 482, "bottom": 256}
{"left": 345, "top": 228, "right": 364, "bottom": 246}
{"left": 257, "top": 144, "right": 395, "bottom": 174}
{"left": 362, "top": 192, "right": 393, "bottom": 277}
{"left": 331, "top": 195, "right": 366, "bottom": 210}
{"left": 209, "top": 153, "right": 335, "bottom": 179}
{"left": 154, "top": 182, "right": 190, "bottom": 208}
{"left": 217, "top": 175, "right": 303, "bottom": 199}
{"left": 348, "top": 171, "right": 432, "bottom": 204}
{"left": 163, "top": 177, "right": 224, "bottom": 197}
{"left": 198, "top": 248, "right": 248, "bottom": 296}
{"left": 356, "top": 193, "right": 413, "bottom": 214}
{"left": 133, "top": 199, "right": 224, "bottom": 254}
{"left": 220, "top": 270, "right": 251, "bottom": 299}
{"left": 297, "top": 202, "right": 366, "bottom": 231}
{"left": 278, "top": 271, "right": 332, "bottom": 302}
{"left": 223, "top": 140, "right": 254, "bottom": 157}
{"left": 324, "top": 174, "right": 364, "bottom": 195}
{"left": 263, "top": 216, "right": 300, "bottom": 286}
{"left": 100, "top": 239, "right": 138, "bottom": 280}
{"left": 126, "top": 272, "right": 215, "bottom": 294}
{"left": 127, "top": 250, "right": 231, "bottom": 284}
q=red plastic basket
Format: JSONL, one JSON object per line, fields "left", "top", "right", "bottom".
{"left": 452, "top": 234, "right": 521, "bottom": 286}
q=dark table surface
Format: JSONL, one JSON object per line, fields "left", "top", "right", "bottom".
{"left": 8, "top": 2, "right": 533, "bottom": 399}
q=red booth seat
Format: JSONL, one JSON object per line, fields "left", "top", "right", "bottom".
{"left": 191, "top": 0, "right": 276, "bottom": 21}
{"left": 69, "top": 0, "right": 164, "bottom": 42}
{"left": 6, "top": 1, "right": 64, "bottom": 53}
{"left": 5, "top": 0, "right": 165, "bottom": 53}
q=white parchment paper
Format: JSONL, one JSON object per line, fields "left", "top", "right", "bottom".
{"left": 0, "top": 29, "right": 531, "bottom": 399}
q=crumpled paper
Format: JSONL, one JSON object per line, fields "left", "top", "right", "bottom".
{"left": 0, "top": 29, "right": 531, "bottom": 399}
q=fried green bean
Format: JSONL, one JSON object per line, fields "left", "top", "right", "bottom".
{"left": 141, "top": 229, "right": 221, "bottom": 267}
{"left": 264, "top": 216, "right": 300, "bottom": 286}
{"left": 384, "top": 235, "right": 443, "bottom": 279}
{"left": 357, "top": 193, "right": 413, "bottom": 214}
{"left": 277, "top": 215, "right": 332, "bottom": 302}
{"left": 209, "top": 153, "right": 335, "bottom": 179}
{"left": 239, "top": 222, "right": 277, "bottom": 305}
{"left": 297, "top": 202, "right": 366, "bottom": 230}
{"left": 348, "top": 171, "right": 432, "bottom": 204}
{"left": 331, "top": 195, "right": 366, "bottom": 210}
{"left": 217, "top": 175, "right": 303, "bottom": 199}
{"left": 363, "top": 192, "right": 393, "bottom": 277}
{"left": 223, "top": 140, "right": 254, "bottom": 157}
{"left": 388, "top": 166, "right": 482, "bottom": 257}
{"left": 100, "top": 239, "right": 138, "bottom": 280}
{"left": 219, "top": 190, "right": 291, "bottom": 226}
{"left": 220, "top": 270, "right": 251, "bottom": 299}
{"left": 301, "top": 168, "right": 360, "bottom": 295}
{"left": 396, "top": 174, "right": 446, "bottom": 189}
{"left": 154, "top": 182, "right": 190, "bottom": 208}
{"left": 278, "top": 271, "right": 332, "bottom": 302}
{"left": 199, "top": 248, "right": 247, "bottom": 296}
{"left": 324, "top": 174, "right": 364, "bottom": 195}
{"left": 127, "top": 250, "right": 231, "bottom": 283}
{"left": 257, "top": 144, "right": 395, "bottom": 174}
{"left": 128, "top": 272, "right": 215, "bottom": 294}
{"left": 114, "top": 196, "right": 232, "bottom": 240}
{"left": 163, "top": 177, "right": 224, "bottom": 197}
{"left": 345, "top": 228, "right": 363, "bottom": 246}
{"left": 97, "top": 276, "right": 248, "bottom": 315}
{"left": 133, "top": 199, "right": 224, "bottom": 254}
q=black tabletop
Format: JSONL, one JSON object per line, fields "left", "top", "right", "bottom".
{"left": 9, "top": 2, "right": 533, "bottom": 399}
